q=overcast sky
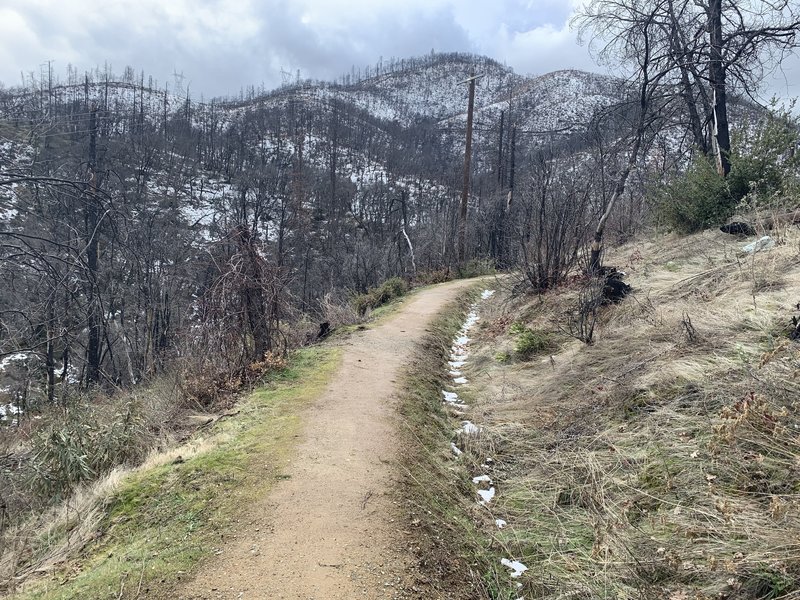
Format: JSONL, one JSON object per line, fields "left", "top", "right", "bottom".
{"left": 1, "top": 0, "right": 798, "bottom": 104}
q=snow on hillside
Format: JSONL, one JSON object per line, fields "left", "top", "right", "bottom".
{"left": 0, "top": 53, "right": 632, "bottom": 241}
{"left": 0, "top": 135, "right": 35, "bottom": 224}
{"left": 339, "top": 55, "right": 522, "bottom": 124}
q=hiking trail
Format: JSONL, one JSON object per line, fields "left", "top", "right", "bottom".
{"left": 178, "top": 279, "right": 479, "bottom": 600}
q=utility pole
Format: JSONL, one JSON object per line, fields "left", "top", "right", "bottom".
{"left": 86, "top": 103, "right": 101, "bottom": 385}
{"left": 507, "top": 125, "right": 516, "bottom": 209}
{"left": 497, "top": 110, "right": 504, "bottom": 186}
{"left": 458, "top": 71, "right": 483, "bottom": 263}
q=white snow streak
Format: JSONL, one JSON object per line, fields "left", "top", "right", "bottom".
{"left": 477, "top": 487, "right": 495, "bottom": 505}
{"left": 501, "top": 558, "right": 528, "bottom": 578}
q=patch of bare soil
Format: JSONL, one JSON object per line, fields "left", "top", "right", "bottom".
{"left": 176, "top": 280, "right": 479, "bottom": 600}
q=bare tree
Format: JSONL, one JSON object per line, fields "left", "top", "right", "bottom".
{"left": 577, "top": 0, "right": 800, "bottom": 177}
{"left": 576, "top": 0, "right": 676, "bottom": 270}
{"left": 513, "top": 146, "right": 593, "bottom": 291}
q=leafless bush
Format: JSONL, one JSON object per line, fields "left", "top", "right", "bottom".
{"left": 191, "top": 226, "right": 290, "bottom": 378}
{"left": 513, "top": 148, "right": 593, "bottom": 292}
{"left": 318, "top": 291, "right": 362, "bottom": 328}
{"left": 564, "top": 279, "right": 604, "bottom": 345}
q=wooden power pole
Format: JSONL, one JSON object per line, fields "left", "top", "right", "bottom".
{"left": 458, "top": 71, "right": 483, "bottom": 263}
{"left": 86, "top": 103, "right": 101, "bottom": 384}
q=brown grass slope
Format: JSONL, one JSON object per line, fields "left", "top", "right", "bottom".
{"left": 463, "top": 226, "right": 800, "bottom": 600}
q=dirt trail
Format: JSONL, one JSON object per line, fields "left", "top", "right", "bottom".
{"left": 178, "top": 279, "right": 478, "bottom": 600}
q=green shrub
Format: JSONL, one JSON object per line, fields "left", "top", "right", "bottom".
{"left": 656, "top": 154, "right": 735, "bottom": 233}
{"left": 352, "top": 277, "right": 409, "bottom": 315}
{"left": 510, "top": 322, "right": 554, "bottom": 359}
{"left": 494, "top": 351, "right": 510, "bottom": 362}
{"left": 457, "top": 258, "right": 496, "bottom": 279}
{"left": 729, "top": 108, "right": 799, "bottom": 209}
{"left": 657, "top": 108, "right": 800, "bottom": 233}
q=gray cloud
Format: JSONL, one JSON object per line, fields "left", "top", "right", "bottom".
{"left": 0, "top": 0, "right": 796, "bottom": 104}
{"left": 0, "top": 0, "right": 577, "bottom": 96}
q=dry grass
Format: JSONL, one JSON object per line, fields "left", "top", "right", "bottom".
{"left": 0, "top": 468, "right": 129, "bottom": 586}
{"left": 462, "top": 227, "right": 800, "bottom": 599}
{"left": 0, "top": 378, "right": 186, "bottom": 591}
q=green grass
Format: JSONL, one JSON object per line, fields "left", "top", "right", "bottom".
{"left": 397, "top": 286, "right": 516, "bottom": 599}
{"left": 509, "top": 323, "right": 555, "bottom": 360}
{"left": 16, "top": 346, "right": 340, "bottom": 600}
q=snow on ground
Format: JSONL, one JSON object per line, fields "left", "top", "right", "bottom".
{"left": 500, "top": 558, "right": 528, "bottom": 578}
{"left": 477, "top": 487, "right": 495, "bottom": 505}
{"left": 442, "top": 390, "right": 460, "bottom": 403}
{"left": 0, "top": 352, "right": 29, "bottom": 371}
{"left": 0, "top": 403, "right": 21, "bottom": 424}
{"left": 461, "top": 421, "right": 481, "bottom": 435}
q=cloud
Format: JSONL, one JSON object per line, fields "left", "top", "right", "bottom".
{"left": 1, "top": 0, "right": 588, "bottom": 95}
{"left": 487, "top": 20, "right": 601, "bottom": 77}
{"left": 0, "top": 0, "right": 796, "bottom": 103}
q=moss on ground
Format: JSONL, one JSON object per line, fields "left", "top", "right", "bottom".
{"left": 16, "top": 347, "right": 340, "bottom": 600}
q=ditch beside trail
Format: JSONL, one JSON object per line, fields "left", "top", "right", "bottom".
{"left": 178, "top": 279, "right": 480, "bottom": 600}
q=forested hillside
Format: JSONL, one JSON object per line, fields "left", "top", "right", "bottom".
{"left": 0, "top": 52, "right": 640, "bottom": 397}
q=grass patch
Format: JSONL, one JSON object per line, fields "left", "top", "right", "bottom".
{"left": 352, "top": 277, "right": 409, "bottom": 316}
{"left": 10, "top": 347, "right": 340, "bottom": 599}
{"left": 397, "top": 286, "right": 518, "bottom": 599}
{"left": 509, "top": 322, "right": 555, "bottom": 360}
{"left": 453, "top": 228, "right": 800, "bottom": 599}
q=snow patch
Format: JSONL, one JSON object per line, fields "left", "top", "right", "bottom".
{"left": 461, "top": 421, "right": 481, "bottom": 435}
{"left": 743, "top": 236, "right": 775, "bottom": 254}
{"left": 501, "top": 558, "right": 528, "bottom": 578}
{"left": 0, "top": 403, "right": 22, "bottom": 425}
{"left": 477, "top": 487, "right": 495, "bottom": 505}
{"left": 472, "top": 474, "right": 492, "bottom": 484}
{"left": 442, "top": 390, "right": 460, "bottom": 403}
{"left": 453, "top": 376, "right": 468, "bottom": 385}
{"left": 450, "top": 442, "right": 463, "bottom": 456}
{"left": 0, "top": 353, "right": 29, "bottom": 371}
{"left": 450, "top": 347, "right": 468, "bottom": 358}
{"left": 0, "top": 404, "right": 20, "bottom": 417}
{"left": 495, "top": 519, "right": 507, "bottom": 529}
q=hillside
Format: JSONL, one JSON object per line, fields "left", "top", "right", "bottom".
{"left": 417, "top": 224, "right": 800, "bottom": 599}
{"left": 0, "top": 52, "right": 634, "bottom": 396}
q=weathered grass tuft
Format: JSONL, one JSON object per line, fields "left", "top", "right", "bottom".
{"left": 462, "top": 228, "right": 800, "bottom": 599}
{"left": 0, "top": 347, "right": 338, "bottom": 598}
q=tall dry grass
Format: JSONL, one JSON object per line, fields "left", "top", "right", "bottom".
{"left": 463, "top": 227, "right": 800, "bottom": 599}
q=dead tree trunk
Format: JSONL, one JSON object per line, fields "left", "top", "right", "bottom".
{"left": 707, "top": 0, "right": 731, "bottom": 176}
{"left": 86, "top": 103, "right": 102, "bottom": 385}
